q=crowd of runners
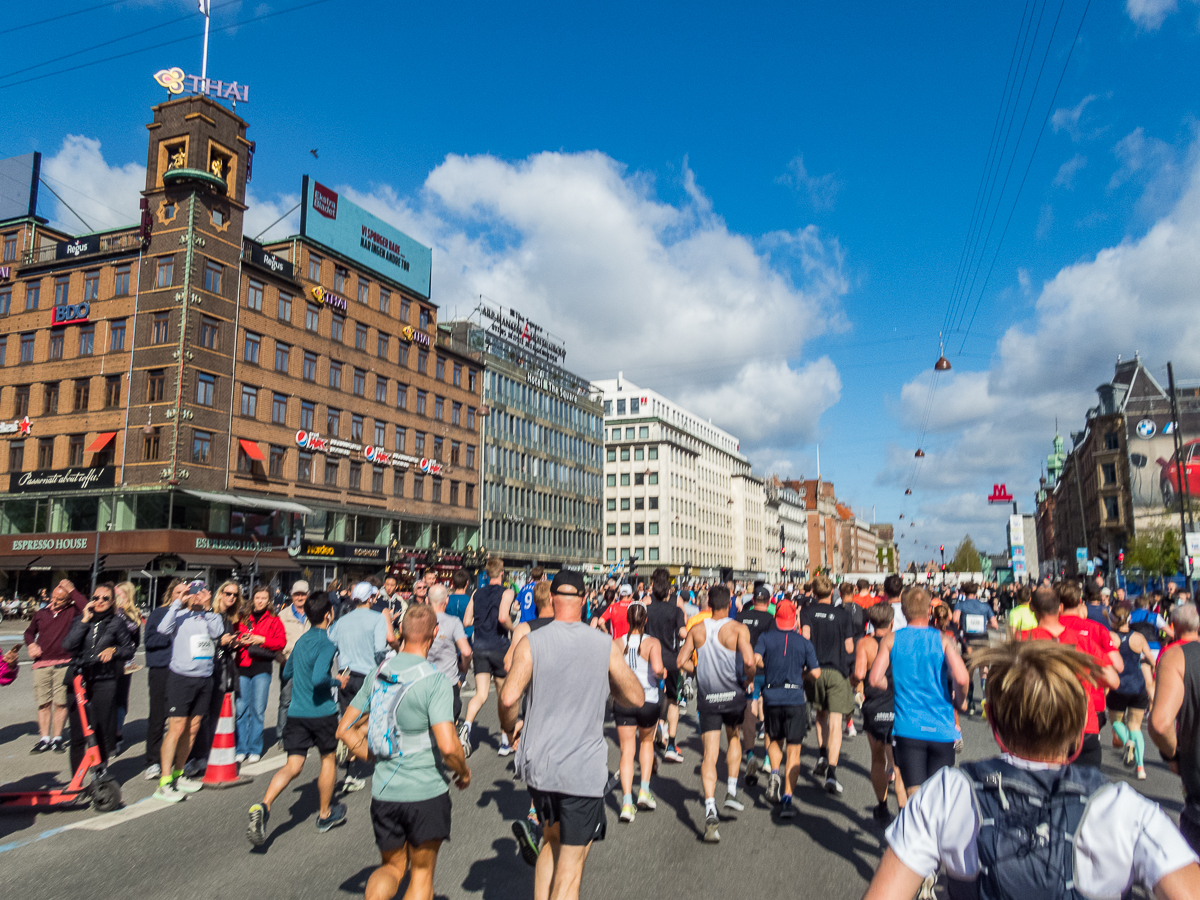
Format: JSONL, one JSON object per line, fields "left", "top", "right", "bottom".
{"left": 11, "top": 564, "right": 1200, "bottom": 900}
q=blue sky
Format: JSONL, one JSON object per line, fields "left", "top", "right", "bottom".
{"left": 4, "top": 0, "right": 1200, "bottom": 561}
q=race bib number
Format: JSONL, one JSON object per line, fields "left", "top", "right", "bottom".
{"left": 190, "top": 634, "right": 215, "bottom": 661}
{"left": 964, "top": 613, "right": 987, "bottom": 635}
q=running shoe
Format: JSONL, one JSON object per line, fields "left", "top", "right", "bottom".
{"left": 335, "top": 741, "right": 349, "bottom": 766}
{"left": 115, "top": 739, "right": 125, "bottom": 756}
{"left": 316, "top": 802, "right": 348, "bottom": 833}
{"left": 637, "top": 790, "right": 657, "bottom": 810}
{"left": 30, "top": 737, "right": 52, "bottom": 754}
{"left": 918, "top": 873, "right": 937, "bottom": 900}
{"left": 703, "top": 812, "right": 721, "bottom": 843}
{"left": 873, "top": 803, "right": 894, "bottom": 826}
{"left": 844, "top": 720, "right": 857, "bottom": 739}
{"left": 779, "top": 796, "right": 796, "bottom": 819}
{"left": 663, "top": 745, "right": 684, "bottom": 763}
{"left": 497, "top": 740, "right": 515, "bottom": 757}
{"left": 511, "top": 820, "right": 540, "bottom": 867}
{"left": 1122, "top": 741, "right": 1137, "bottom": 768}
{"left": 813, "top": 756, "right": 828, "bottom": 778}
{"left": 342, "top": 775, "right": 367, "bottom": 793}
{"left": 246, "top": 754, "right": 261, "bottom": 763}
{"left": 51, "top": 737, "right": 66, "bottom": 753}
{"left": 458, "top": 721, "right": 472, "bottom": 758}
{"left": 1112, "top": 732, "right": 1123, "bottom": 749}
{"left": 235, "top": 753, "right": 247, "bottom": 764}
{"left": 175, "top": 776, "right": 204, "bottom": 794}
{"left": 657, "top": 722, "right": 669, "bottom": 747}
{"left": 745, "top": 754, "right": 763, "bottom": 785}
{"left": 1137, "top": 766, "right": 1147, "bottom": 780}
{"left": 247, "top": 803, "right": 269, "bottom": 845}
{"left": 153, "top": 782, "right": 186, "bottom": 803}
{"left": 954, "top": 736, "right": 964, "bottom": 754}
{"left": 723, "top": 795, "right": 744, "bottom": 812}
{"left": 144, "top": 763, "right": 162, "bottom": 781}
{"left": 824, "top": 775, "right": 843, "bottom": 795}
{"left": 766, "top": 772, "right": 783, "bottom": 803}
{"left": 619, "top": 803, "right": 636, "bottom": 823}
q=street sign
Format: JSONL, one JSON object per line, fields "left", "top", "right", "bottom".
{"left": 1187, "top": 533, "right": 1200, "bottom": 557}
{"left": 989, "top": 484, "right": 1014, "bottom": 503}
{"left": 1076, "top": 546, "right": 1088, "bottom": 575}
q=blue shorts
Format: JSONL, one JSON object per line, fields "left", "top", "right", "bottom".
{"left": 751, "top": 674, "right": 765, "bottom": 701}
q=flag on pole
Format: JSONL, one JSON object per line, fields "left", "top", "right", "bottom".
{"left": 198, "top": 0, "right": 210, "bottom": 14}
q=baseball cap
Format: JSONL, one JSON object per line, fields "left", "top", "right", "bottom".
{"left": 754, "top": 584, "right": 772, "bottom": 602}
{"left": 351, "top": 581, "right": 375, "bottom": 604}
{"left": 291, "top": 580, "right": 310, "bottom": 595}
{"left": 618, "top": 584, "right": 633, "bottom": 597}
{"left": 775, "top": 600, "right": 798, "bottom": 630}
{"left": 551, "top": 570, "right": 585, "bottom": 595}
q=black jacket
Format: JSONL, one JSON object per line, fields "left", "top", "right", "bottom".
{"left": 64, "top": 610, "right": 136, "bottom": 680}
{"left": 143, "top": 605, "right": 174, "bottom": 668}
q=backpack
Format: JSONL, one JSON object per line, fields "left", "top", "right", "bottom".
{"left": 949, "top": 759, "right": 1109, "bottom": 900}
{"left": 844, "top": 601, "right": 865, "bottom": 637}
{"left": 366, "top": 660, "right": 438, "bottom": 760}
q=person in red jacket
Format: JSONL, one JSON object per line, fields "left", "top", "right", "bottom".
{"left": 235, "top": 585, "right": 286, "bottom": 762}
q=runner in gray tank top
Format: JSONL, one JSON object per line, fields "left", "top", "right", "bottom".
{"left": 677, "top": 585, "right": 756, "bottom": 843}
{"left": 500, "top": 571, "right": 643, "bottom": 900}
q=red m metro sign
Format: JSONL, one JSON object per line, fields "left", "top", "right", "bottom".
{"left": 988, "top": 483, "right": 1014, "bottom": 504}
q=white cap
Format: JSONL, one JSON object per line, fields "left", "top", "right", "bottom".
{"left": 351, "top": 582, "right": 375, "bottom": 604}
{"left": 618, "top": 584, "right": 633, "bottom": 596}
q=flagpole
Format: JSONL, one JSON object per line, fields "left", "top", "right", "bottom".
{"left": 201, "top": 9, "right": 210, "bottom": 81}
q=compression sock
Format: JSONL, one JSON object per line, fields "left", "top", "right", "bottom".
{"left": 640, "top": 779, "right": 650, "bottom": 795}
{"left": 727, "top": 777, "right": 738, "bottom": 797}
{"left": 1131, "top": 729, "right": 1146, "bottom": 768}
{"left": 622, "top": 793, "right": 633, "bottom": 807}
{"left": 704, "top": 797, "right": 717, "bottom": 816}
{"left": 826, "top": 765, "right": 837, "bottom": 782}
{"left": 1113, "top": 721, "right": 1131, "bottom": 746}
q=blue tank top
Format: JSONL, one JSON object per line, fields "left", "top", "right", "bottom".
{"left": 891, "top": 626, "right": 958, "bottom": 742}
{"left": 1116, "top": 631, "right": 1146, "bottom": 696}
{"left": 446, "top": 593, "right": 472, "bottom": 640}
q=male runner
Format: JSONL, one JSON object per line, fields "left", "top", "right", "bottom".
{"left": 599, "top": 584, "right": 635, "bottom": 640}
{"left": 516, "top": 567, "right": 547, "bottom": 625}
{"left": 738, "top": 584, "right": 777, "bottom": 782}
{"left": 427, "top": 585, "right": 473, "bottom": 722}
{"left": 677, "top": 585, "right": 756, "bottom": 842}
{"left": 952, "top": 582, "right": 998, "bottom": 715}
{"left": 801, "top": 574, "right": 855, "bottom": 795}
{"left": 459, "top": 557, "right": 515, "bottom": 757}
{"left": 328, "top": 582, "right": 388, "bottom": 791}
{"left": 754, "top": 600, "right": 820, "bottom": 817}
{"left": 645, "top": 568, "right": 687, "bottom": 762}
{"left": 500, "top": 571, "right": 643, "bottom": 900}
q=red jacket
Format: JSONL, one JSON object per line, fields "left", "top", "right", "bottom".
{"left": 236, "top": 609, "right": 286, "bottom": 668}
{"left": 1019, "top": 623, "right": 1107, "bottom": 734}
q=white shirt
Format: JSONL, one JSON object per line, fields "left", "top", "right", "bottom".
{"left": 886, "top": 759, "right": 1197, "bottom": 897}
{"left": 891, "top": 600, "right": 908, "bottom": 630}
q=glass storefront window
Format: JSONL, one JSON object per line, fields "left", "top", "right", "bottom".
{"left": 324, "top": 512, "right": 347, "bottom": 541}
{"left": 54, "top": 497, "right": 99, "bottom": 533}
{"left": 1, "top": 498, "right": 49, "bottom": 534}
{"left": 400, "top": 519, "right": 431, "bottom": 548}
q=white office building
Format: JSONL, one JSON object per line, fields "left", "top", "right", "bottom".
{"left": 765, "top": 478, "right": 810, "bottom": 582}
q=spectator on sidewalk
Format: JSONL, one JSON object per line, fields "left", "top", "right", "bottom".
{"left": 24, "top": 579, "right": 87, "bottom": 754}
{"left": 112, "top": 581, "right": 143, "bottom": 755}
{"left": 142, "top": 578, "right": 185, "bottom": 780}
{"left": 1, "top": 643, "right": 21, "bottom": 686}
{"left": 276, "top": 581, "right": 311, "bottom": 748}
{"left": 236, "top": 585, "right": 286, "bottom": 763}
{"left": 186, "top": 580, "right": 243, "bottom": 774}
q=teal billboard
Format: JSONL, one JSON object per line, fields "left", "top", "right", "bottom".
{"left": 300, "top": 175, "right": 432, "bottom": 299}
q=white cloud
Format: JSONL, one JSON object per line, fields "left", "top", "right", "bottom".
{"left": 777, "top": 154, "right": 842, "bottom": 212}
{"left": 243, "top": 188, "right": 300, "bottom": 242}
{"left": 1125, "top": 0, "right": 1178, "bottom": 29}
{"left": 41, "top": 135, "right": 145, "bottom": 232}
{"left": 1053, "top": 153, "right": 1087, "bottom": 189}
{"left": 1051, "top": 95, "right": 1098, "bottom": 141}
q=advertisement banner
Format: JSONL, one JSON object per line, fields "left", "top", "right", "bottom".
{"left": 246, "top": 239, "right": 294, "bottom": 279}
{"left": 300, "top": 176, "right": 432, "bottom": 299}
{"left": 8, "top": 466, "right": 115, "bottom": 493}
{"left": 0, "top": 153, "right": 40, "bottom": 221}
{"left": 1126, "top": 410, "right": 1200, "bottom": 526}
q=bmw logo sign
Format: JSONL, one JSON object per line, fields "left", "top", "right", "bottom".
{"left": 1136, "top": 419, "right": 1156, "bottom": 439}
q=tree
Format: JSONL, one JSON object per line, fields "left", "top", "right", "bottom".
{"left": 1125, "top": 527, "right": 1180, "bottom": 582}
{"left": 950, "top": 535, "right": 982, "bottom": 573}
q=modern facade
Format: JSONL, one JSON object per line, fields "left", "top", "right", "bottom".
{"left": 839, "top": 505, "right": 880, "bottom": 574}
{"left": 731, "top": 472, "right": 767, "bottom": 580}
{"left": 765, "top": 477, "right": 810, "bottom": 581}
{"left": 0, "top": 95, "right": 480, "bottom": 592}
{"left": 440, "top": 311, "right": 604, "bottom": 574}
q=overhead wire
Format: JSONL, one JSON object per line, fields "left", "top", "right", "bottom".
{"left": 0, "top": 0, "right": 133, "bottom": 37}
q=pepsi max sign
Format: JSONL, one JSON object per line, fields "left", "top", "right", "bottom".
{"left": 295, "top": 430, "right": 361, "bottom": 457}
{"left": 53, "top": 302, "right": 89, "bottom": 326}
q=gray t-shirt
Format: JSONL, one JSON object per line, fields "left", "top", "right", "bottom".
{"left": 428, "top": 611, "right": 467, "bottom": 685}
{"left": 514, "top": 621, "right": 612, "bottom": 797}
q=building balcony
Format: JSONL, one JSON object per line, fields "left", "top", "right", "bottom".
{"left": 22, "top": 230, "right": 143, "bottom": 267}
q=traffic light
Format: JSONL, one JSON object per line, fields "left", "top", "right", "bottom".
{"left": 1118, "top": 549, "right": 1125, "bottom": 566}
{"left": 940, "top": 544, "right": 944, "bottom": 553}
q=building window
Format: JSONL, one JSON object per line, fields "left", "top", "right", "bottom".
{"left": 395, "top": 427, "right": 406, "bottom": 453}
{"left": 414, "top": 432, "right": 425, "bottom": 456}
{"left": 53, "top": 276, "right": 70, "bottom": 306}
{"left": 419, "top": 307, "right": 431, "bottom": 330}
{"left": 278, "top": 293, "right": 292, "bottom": 322}
{"left": 204, "top": 261, "right": 223, "bottom": 294}
{"left": 275, "top": 342, "right": 290, "bottom": 373}
{"left": 73, "top": 379, "right": 89, "bottom": 411}
{"left": 648, "top": 496, "right": 658, "bottom": 509}
{"left": 25, "top": 282, "right": 40, "bottom": 311}
{"left": 192, "top": 430, "right": 212, "bottom": 464}
{"left": 358, "top": 280, "right": 370, "bottom": 305}
{"left": 269, "top": 446, "right": 285, "bottom": 478}
{"left": 620, "top": 498, "right": 630, "bottom": 510}
{"left": 621, "top": 523, "right": 630, "bottom": 535}
{"left": 452, "top": 363, "right": 462, "bottom": 387}
{"left": 466, "top": 444, "right": 475, "bottom": 467}
{"left": 199, "top": 316, "right": 219, "bottom": 350}
{"left": 349, "top": 462, "right": 362, "bottom": 490}
{"left": 449, "top": 481, "right": 459, "bottom": 506}
{"left": 353, "top": 368, "right": 365, "bottom": 396}
{"left": 436, "top": 357, "right": 445, "bottom": 380}
{"left": 78, "top": 325, "right": 94, "bottom": 356}
{"left": 648, "top": 522, "right": 659, "bottom": 535}
{"left": 68, "top": 434, "right": 87, "bottom": 466}
{"left": 298, "top": 451, "right": 313, "bottom": 483}
{"left": 8, "top": 440, "right": 25, "bottom": 472}
{"left": 465, "top": 483, "right": 475, "bottom": 508}
{"left": 308, "top": 254, "right": 322, "bottom": 281}
{"left": 325, "top": 358, "right": 340, "bottom": 388}
{"left": 606, "top": 449, "right": 616, "bottom": 462}
{"left": 400, "top": 297, "right": 411, "bottom": 321}
{"left": 606, "top": 499, "right": 616, "bottom": 511}
{"left": 413, "top": 476, "right": 424, "bottom": 501}
{"left": 639, "top": 426, "right": 649, "bottom": 438}
{"left": 635, "top": 497, "right": 644, "bottom": 510}
{"left": 416, "top": 390, "right": 427, "bottom": 416}
{"left": 634, "top": 448, "right": 644, "bottom": 461}
{"left": 236, "top": 443, "right": 255, "bottom": 474}
{"left": 244, "top": 331, "right": 261, "bottom": 364}
{"left": 196, "top": 372, "right": 215, "bottom": 406}
{"left": 331, "top": 314, "right": 344, "bottom": 342}
{"left": 393, "top": 471, "right": 405, "bottom": 497}
{"left": 634, "top": 473, "right": 645, "bottom": 486}
{"left": 325, "top": 460, "right": 340, "bottom": 486}
{"left": 241, "top": 385, "right": 257, "bottom": 417}
{"left": 1104, "top": 496, "right": 1120, "bottom": 520}
{"left": 648, "top": 548, "right": 659, "bottom": 561}
{"left": 109, "top": 318, "right": 126, "bottom": 351}
{"left": 156, "top": 257, "right": 174, "bottom": 288}
{"left": 621, "top": 474, "right": 630, "bottom": 486}
{"left": 306, "top": 302, "right": 320, "bottom": 332}
{"left": 150, "top": 312, "right": 169, "bottom": 344}
{"left": 648, "top": 447, "right": 658, "bottom": 460}
{"left": 452, "top": 402, "right": 461, "bottom": 426}
{"left": 375, "top": 376, "right": 387, "bottom": 403}
{"left": 247, "top": 279, "right": 264, "bottom": 311}
{"left": 372, "top": 466, "right": 384, "bottom": 493}
{"left": 272, "top": 392, "right": 287, "bottom": 424}
{"left": 300, "top": 400, "right": 314, "bottom": 431}
{"left": 379, "top": 289, "right": 390, "bottom": 314}
{"left": 620, "top": 448, "right": 630, "bottom": 461}
{"left": 398, "top": 345, "right": 409, "bottom": 367}
{"left": 44, "top": 382, "right": 59, "bottom": 415}
{"left": 143, "top": 431, "right": 160, "bottom": 461}
{"left": 334, "top": 267, "right": 348, "bottom": 292}
{"left": 377, "top": 333, "right": 389, "bottom": 359}
{"left": 104, "top": 375, "right": 121, "bottom": 408}
{"left": 607, "top": 523, "right": 616, "bottom": 536}
{"left": 355, "top": 322, "right": 368, "bottom": 351}
{"left": 606, "top": 474, "right": 616, "bottom": 487}
{"left": 112, "top": 265, "right": 130, "bottom": 296}
{"left": 374, "top": 421, "right": 386, "bottom": 446}
{"left": 397, "top": 384, "right": 408, "bottom": 410}
{"left": 83, "top": 271, "right": 99, "bottom": 301}
{"left": 0, "top": 287, "right": 10, "bottom": 315}
{"left": 625, "top": 427, "right": 634, "bottom": 439}
{"left": 2, "top": 234, "right": 14, "bottom": 261}
{"left": 147, "top": 370, "right": 165, "bottom": 402}
{"left": 648, "top": 473, "right": 658, "bottom": 485}
{"left": 607, "top": 548, "right": 616, "bottom": 561}
{"left": 467, "top": 407, "right": 475, "bottom": 429}
{"left": 417, "top": 350, "right": 428, "bottom": 374}
{"left": 14, "top": 385, "right": 30, "bottom": 418}
{"left": 351, "top": 414, "right": 364, "bottom": 441}
{"left": 435, "top": 396, "right": 444, "bottom": 420}
{"left": 1105, "top": 431, "right": 1119, "bottom": 451}
{"left": 49, "top": 332, "right": 64, "bottom": 360}
{"left": 1101, "top": 462, "right": 1117, "bottom": 485}
{"left": 304, "top": 351, "right": 319, "bottom": 383}
{"left": 431, "top": 478, "right": 442, "bottom": 504}
{"left": 327, "top": 407, "right": 341, "bottom": 435}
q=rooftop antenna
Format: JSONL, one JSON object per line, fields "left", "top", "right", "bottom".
{"left": 199, "top": 0, "right": 210, "bottom": 81}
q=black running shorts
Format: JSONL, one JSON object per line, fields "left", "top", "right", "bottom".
{"left": 528, "top": 787, "right": 606, "bottom": 846}
{"left": 763, "top": 704, "right": 808, "bottom": 743}
{"left": 891, "top": 735, "right": 955, "bottom": 788}
{"left": 698, "top": 703, "right": 747, "bottom": 734}
{"left": 473, "top": 648, "right": 508, "bottom": 678}
{"left": 371, "top": 793, "right": 452, "bottom": 852}
{"left": 614, "top": 700, "right": 660, "bottom": 729}
{"left": 165, "top": 672, "right": 213, "bottom": 719}
{"left": 661, "top": 667, "right": 681, "bottom": 704}
{"left": 1107, "top": 690, "right": 1150, "bottom": 713}
{"left": 282, "top": 714, "right": 338, "bottom": 756}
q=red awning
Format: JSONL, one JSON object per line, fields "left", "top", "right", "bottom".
{"left": 86, "top": 432, "right": 117, "bottom": 452}
{"left": 238, "top": 439, "right": 265, "bottom": 461}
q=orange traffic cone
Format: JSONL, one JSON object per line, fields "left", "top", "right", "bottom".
{"left": 202, "top": 692, "right": 254, "bottom": 789}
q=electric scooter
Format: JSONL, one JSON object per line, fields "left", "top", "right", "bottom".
{"left": 0, "top": 672, "right": 122, "bottom": 813}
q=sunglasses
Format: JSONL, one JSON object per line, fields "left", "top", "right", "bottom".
{"left": 91, "top": 594, "right": 112, "bottom": 602}
{"left": 222, "top": 588, "right": 238, "bottom": 595}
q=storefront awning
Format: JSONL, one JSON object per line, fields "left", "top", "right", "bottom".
{"left": 101, "top": 553, "right": 159, "bottom": 571}
{"left": 0, "top": 554, "right": 44, "bottom": 570}
{"left": 238, "top": 439, "right": 265, "bottom": 462}
{"left": 86, "top": 432, "right": 117, "bottom": 452}
{"left": 182, "top": 489, "right": 314, "bottom": 516}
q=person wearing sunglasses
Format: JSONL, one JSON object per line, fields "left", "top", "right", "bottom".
{"left": 62, "top": 583, "right": 136, "bottom": 774}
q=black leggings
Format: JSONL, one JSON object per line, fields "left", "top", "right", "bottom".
{"left": 68, "top": 676, "right": 119, "bottom": 774}
{"left": 892, "top": 735, "right": 955, "bottom": 789}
